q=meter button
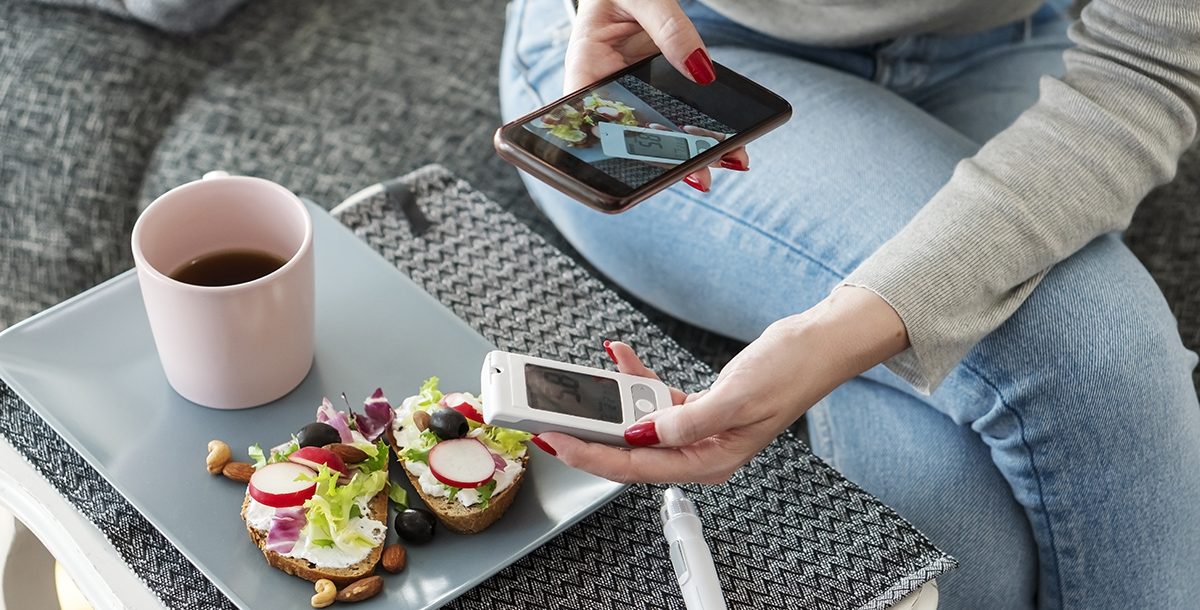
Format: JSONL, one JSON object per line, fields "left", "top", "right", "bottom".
{"left": 630, "top": 383, "right": 660, "bottom": 411}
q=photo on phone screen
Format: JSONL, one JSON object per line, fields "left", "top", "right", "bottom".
{"left": 522, "top": 73, "right": 732, "bottom": 188}
{"left": 497, "top": 55, "right": 791, "bottom": 211}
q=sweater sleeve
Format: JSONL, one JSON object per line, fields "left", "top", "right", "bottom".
{"left": 841, "top": 0, "right": 1200, "bottom": 393}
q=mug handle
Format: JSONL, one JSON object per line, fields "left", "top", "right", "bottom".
{"left": 202, "top": 170, "right": 231, "bottom": 180}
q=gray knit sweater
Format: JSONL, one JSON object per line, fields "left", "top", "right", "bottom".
{"left": 702, "top": 0, "right": 1200, "bottom": 392}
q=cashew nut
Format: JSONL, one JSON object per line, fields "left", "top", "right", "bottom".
{"left": 206, "top": 440, "right": 231, "bottom": 474}
{"left": 311, "top": 579, "right": 337, "bottom": 608}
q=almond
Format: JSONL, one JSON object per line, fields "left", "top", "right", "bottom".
{"left": 336, "top": 575, "right": 383, "bottom": 603}
{"left": 324, "top": 443, "right": 369, "bottom": 464}
{"left": 411, "top": 410, "right": 431, "bottom": 432}
{"left": 222, "top": 461, "right": 255, "bottom": 483}
{"left": 381, "top": 544, "right": 407, "bottom": 573}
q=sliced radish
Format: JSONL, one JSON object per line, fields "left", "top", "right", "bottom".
{"left": 441, "top": 393, "right": 483, "bottom": 423}
{"left": 428, "top": 439, "right": 496, "bottom": 489}
{"left": 249, "top": 462, "right": 317, "bottom": 508}
{"left": 288, "top": 446, "right": 351, "bottom": 483}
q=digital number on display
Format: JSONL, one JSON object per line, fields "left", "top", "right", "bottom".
{"left": 524, "top": 364, "right": 623, "bottom": 423}
{"left": 625, "top": 131, "right": 691, "bottom": 161}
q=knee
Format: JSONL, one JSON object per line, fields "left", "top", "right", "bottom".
{"left": 977, "top": 235, "right": 1197, "bottom": 430}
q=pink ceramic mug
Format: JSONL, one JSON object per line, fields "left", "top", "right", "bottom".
{"left": 131, "top": 175, "right": 315, "bottom": 409}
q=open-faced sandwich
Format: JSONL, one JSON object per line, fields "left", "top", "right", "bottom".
{"left": 239, "top": 391, "right": 401, "bottom": 587}
{"left": 387, "top": 378, "right": 532, "bottom": 534}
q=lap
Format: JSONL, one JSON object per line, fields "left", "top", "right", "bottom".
{"left": 501, "top": 0, "right": 979, "bottom": 340}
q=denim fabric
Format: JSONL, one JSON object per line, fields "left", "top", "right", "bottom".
{"left": 498, "top": 1, "right": 1200, "bottom": 609}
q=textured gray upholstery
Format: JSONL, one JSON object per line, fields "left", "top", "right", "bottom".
{"left": 29, "top": 0, "right": 248, "bottom": 33}
{"left": 0, "top": 0, "right": 1195, "bottom": 386}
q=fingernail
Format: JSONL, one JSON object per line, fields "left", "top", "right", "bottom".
{"left": 720, "top": 158, "right": 748, "bottom": 171}
{"left": 683, "top": 174, "right": 708, "bottom": 192}
{"left": 530, "top": 435, "right": 557, "bottom": 456}
{"left": 603, "top": 339, "right": 617, "bottom": 364}
{"left": 624, "top": 421, "right": 659, "bottom": 447}
{"left": 684, "top": 48, "right": 716, "bottom": 85}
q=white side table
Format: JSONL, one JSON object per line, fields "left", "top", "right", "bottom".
{"left": 0, "top": 438, "right": 163, "bottom": 610}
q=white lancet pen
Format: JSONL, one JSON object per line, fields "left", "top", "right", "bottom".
{"left": 661, "top": 487, "right": 728, "bottom": 610}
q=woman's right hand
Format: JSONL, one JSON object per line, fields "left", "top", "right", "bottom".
{"left": 567, "top": 0, "right": 750, "bottom": 189}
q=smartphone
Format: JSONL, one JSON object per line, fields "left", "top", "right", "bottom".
{"left": 494, "top": 54, "right": 792, "bottom": 213}
{"left": 479, "top": 350, "right": 673, "bottom": 446}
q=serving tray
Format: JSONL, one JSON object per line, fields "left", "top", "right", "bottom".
{"left": 0, "top": 200, "right": 623, "bottom": 610}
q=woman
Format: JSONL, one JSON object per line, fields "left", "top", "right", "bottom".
{"left": 498, "top": 0, "right": 1200, "bottom": 608}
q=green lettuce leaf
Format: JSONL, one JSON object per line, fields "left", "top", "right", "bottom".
{"left": 549, "top": 124, "right": 586, "bottom": 143}
{"left": 583, "top": 96, "right": 638, "bottom": 126}
{"left": 387, "top": 483, "right": 408, "bottom": 509}
{"left": 417, "top": 377, "right": 443, "bottom": 407}
{"left": 476, "top": 480, "right": 498, "bottom": 509}
{"left": 355, "top": 439, "right": 390, "bottom": 474}
{"left": 273, "top": 437, "right": 300, "bottom": 462}
{"left": 476, "top": 425, "right": 532, "bottom": 459}
{"left": 300, "top": 466, "right": 387, "bottom": 552}
{"left": 400, "top": 430, "right": 441, "bottom": 464}
{"left": 248, "top": 437, "right": 300, "bottom": 470}
{"left": 349, "top": 438, "right": 380, "bottom": 458}
{"left": 248, "top": 444, "right": 267, "bottom": 469}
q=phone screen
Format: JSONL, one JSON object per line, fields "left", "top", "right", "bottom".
{"left": 524, "top": 364, "right": 622, "bottom": 423}
{"left": 504, "top": 55, "right": 789, "bottom": 202}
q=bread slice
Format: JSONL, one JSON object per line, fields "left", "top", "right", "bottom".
{"left": 400, "top": 455, "right": 528, "bottom": 534}
{"left": 241, "top": 490, "right": 387, "bottom": 587}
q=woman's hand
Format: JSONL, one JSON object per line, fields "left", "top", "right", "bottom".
{"left": 567, "top": 0, "right": 749, "bottom": 190}
{"left": 537, "top": 286, "right": 910, "bottom": 484}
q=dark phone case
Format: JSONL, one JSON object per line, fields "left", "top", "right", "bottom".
{"left": 494, "top": 55, "right": 792, "bottom": 214}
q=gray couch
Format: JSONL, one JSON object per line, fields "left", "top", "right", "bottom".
{"left": 2, "top": 0, "right": 1197, "bottom": 386}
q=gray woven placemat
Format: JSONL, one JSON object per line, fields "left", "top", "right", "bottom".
{"left": 0, "top": 164, "right": 954, "bottom": 610}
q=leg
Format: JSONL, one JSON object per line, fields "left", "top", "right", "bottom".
{"left": 899, "top": 11, "right": 1200, "bottom": 606}
{"left": 910, "top": 4, "right": 1073, "bottom": 143}
{"left": 807, "top": 379, "right": 1038, "bottom": 610}
{"left": 500, "top": 0, "right": 980, "bottom": 344}
{"left": 926, "top": 236, "right": 1200, "bottom": 610}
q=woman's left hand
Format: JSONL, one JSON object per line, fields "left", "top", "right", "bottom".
{"left": 536, "top": 286, "right": 909, "bottom": 484}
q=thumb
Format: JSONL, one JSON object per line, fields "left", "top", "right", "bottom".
{"left": 627, "top": 386, "right": 738, "bottom": 447}
{"left": 627, "top": 0, "right": 715, "bottom": 85}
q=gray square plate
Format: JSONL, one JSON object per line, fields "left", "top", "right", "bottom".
{"left": 0, "top": 202, "right": 624, "bottom": 609}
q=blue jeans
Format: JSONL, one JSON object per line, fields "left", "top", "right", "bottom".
{"left": 499, "top": 1, "right": 1200, "bottom": 608}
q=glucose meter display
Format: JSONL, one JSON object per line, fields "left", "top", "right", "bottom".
{"left": 525, "top": 364, "right": 622, "bottom": 423}
{"left": 625, "top": 130, "right": 690, "bottom": 161}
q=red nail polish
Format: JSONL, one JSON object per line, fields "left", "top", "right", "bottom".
{"left": 603, "top": 340, "right": 617, "bottom": 364}
{"left": 684, "top": 48, "right": 716, "bottom": 85}
{"left": 530, "top": 435, "right": 557, "bottom": 456}
{"left": 683, "top": 174, "right": 708, "bottom": 192}
{"left": 720, "top": 158, "right": 748, "bottom": 171}
{"left": 624, "top": 421, "right": 659, "bottom": 447}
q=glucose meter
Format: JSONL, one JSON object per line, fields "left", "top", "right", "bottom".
{"left": 480, "top": 350, "right": 674, "bottom": 446}
{"left": 597, "top": 122, "right": 720, "bottom": 165}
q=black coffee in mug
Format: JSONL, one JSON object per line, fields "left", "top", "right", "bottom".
{"left": 169, "top": 248, "right": 287, "bottom": 287}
